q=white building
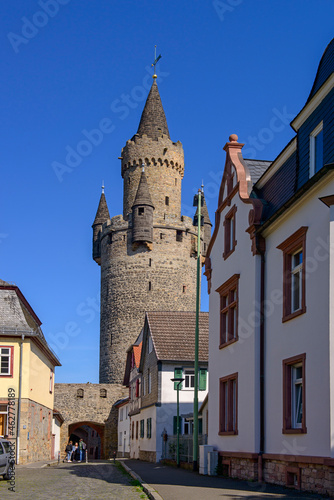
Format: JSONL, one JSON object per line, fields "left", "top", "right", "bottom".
{"left": 204, "top": 37, "right": 334, "bottom": 496}
{"left": 124, "top": 311, "right": 209, "bottom": 462}
{"left": 114, "top": 397, "right": 130, "bottom": 458}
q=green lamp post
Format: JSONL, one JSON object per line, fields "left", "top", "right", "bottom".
{"left": 171, "top": 377, "right": 184, "bottom": 467}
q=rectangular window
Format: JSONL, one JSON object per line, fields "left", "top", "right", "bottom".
{"left": 119, "top": 431, "right": 122, "bottom": 446}
{"left": 283, "top": 354, "right": 306, "bottom": 433}
{"left": 176, "top": 230, "right": 183, "bottom": 242}
{"left": 309, "top": 121, "right": 323, "bottom": 176}
{"left": 148, "top": 369, "right": 151, "bottom": 394}
{"left": 165, "top": 196, "right": 169, "bottom": 206}
{"left": 216, "top": 274, "right": 239, "bottom": 347}
{"left": 184, "top": 370, "right": 195, "bottom": 389}
{"left": 120, "top": 408, "right": 123, "bottom": 421}
{"left": 140, "top": 419, "right": 144, "bottom": 438}
{"left": 0, "top": 346, "right": 14, "bottom": 377}
{"left": 277, "top": 227, "right": 307, "bottom": 322}
{"left": 0, "top": 404, "right": 8, "bottom": 437}
{"left": 219, "top": 373, "right": 238, "bottom": 435}
{"left": 147, "top": 418, "right": 152, "bottom": 438}
{"left": 138, "top": 207, "right": 144, "bottom": 216}
{"left": 223, "top": 205, "right": 237, "bottom": 259}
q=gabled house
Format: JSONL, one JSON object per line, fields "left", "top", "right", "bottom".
{"left": 124, "top": 311, "right": 209, "bottom": 463}
{"left": 205, "top": 37, "right": 334, "bottom": 496}
{"left": 0, "top": 280, "right": 61, "bottom": 464}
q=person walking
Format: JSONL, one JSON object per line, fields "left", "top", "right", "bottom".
{"left": 78, "top": 438, "right": 86, "bottom": 462}
{"left": 65, "top": 440, "right": 73, "bottom": 462}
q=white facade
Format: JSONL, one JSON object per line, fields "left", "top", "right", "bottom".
{"left": 117, "top": 401, "right": 130, "bottom": 457}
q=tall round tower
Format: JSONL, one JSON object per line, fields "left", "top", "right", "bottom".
{"left": 93, "top": 77, "right": 211, "bottom": 384}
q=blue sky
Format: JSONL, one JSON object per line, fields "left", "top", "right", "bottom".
{"left": 1, "top": 0, "right": 333, "bottom": 383}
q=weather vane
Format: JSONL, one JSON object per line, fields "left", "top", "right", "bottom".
{"left": 152, "top": 45, "right": 162, "bottom": 79}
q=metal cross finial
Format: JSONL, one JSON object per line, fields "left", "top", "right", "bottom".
{"left": 102, "top": 181, "right": 105, "bottom": 194}
{"left": 152, "top": 45, "right": 162, "bottom": 79}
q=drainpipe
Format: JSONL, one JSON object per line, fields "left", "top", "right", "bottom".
{"left": 258, "top": 245, "right": 265, "bottom": 482}
{"left": 16, "top": 334, "right": 24, "bottom": 465}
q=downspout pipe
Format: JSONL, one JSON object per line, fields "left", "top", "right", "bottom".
{"left": 16, "top": 334, "right": 24, "bottom": 465}
{"left": 258, "top": 245, "right": 265, "bottom": 482}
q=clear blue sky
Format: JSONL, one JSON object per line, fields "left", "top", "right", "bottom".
{"left": 1, "top": 1, "right": 333, "bottom": 383}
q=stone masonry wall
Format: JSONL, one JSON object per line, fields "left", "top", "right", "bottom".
{"left": 54, "top": 383, "right": 127, "bottom": 460}
{"left": 121, "top": 133, "right": 184, "bottom": 219}
{"left": 99, "top": 219, "right": 198, "bottom": 384}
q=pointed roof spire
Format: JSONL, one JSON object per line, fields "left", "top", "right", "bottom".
{"left": 195, "top": 190, "right": 212, "bottom": 226}
{"left": 136, "top": 80, "right": 170, "bottom": 140}
{"left": 93, "top": 186, "right": 110, "bottom": 225}
{"left": 132, "top": 166, "right": 154, "bottom": 208}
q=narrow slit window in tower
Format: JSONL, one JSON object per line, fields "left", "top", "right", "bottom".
{"left": 176, "top": 230, "right": 183, "bottom": 242}
{"left": 165, "top": 196, "right": 169, "bottom": 206}
{"left": 148, "top": 281, "right": 152, "bottom": 291}
{"left": 183, "top": 285, "right": 186, "bottom": 293}
{"left": 149, "top": 258, "right": 152, "bottom": 267}
{"left": 175, "top": 178, "right": 177, "bottom": 186}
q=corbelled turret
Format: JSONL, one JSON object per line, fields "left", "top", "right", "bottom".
{"left": 132, "top": 167, "right": 154, "bottom": 247}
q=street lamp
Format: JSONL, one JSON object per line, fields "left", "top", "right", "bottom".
{"left": 171, "top": 377, "right": 184, "bottom": 467}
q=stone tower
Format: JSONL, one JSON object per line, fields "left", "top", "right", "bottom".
{"left": 93, "top": 77, "right": 212, "bottom": 384}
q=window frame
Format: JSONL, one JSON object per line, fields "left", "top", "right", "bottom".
{"left": 219, "top": 372, "right": 238, "bottom": 435}
{"left": 283, "top": 353, "right": 306, "bottom": 434}
{"left": 309, "top": 121, "right": 323, "bottom": 177}
{"left": 223, "top": 205, "right": 237, "bottom": 260}
{"left": 184, "top": 370, "right": 195, "bottom": 389}
{"left": 216, "top": 274, "right": 240, "bottom": 348}
{"left": 0, "top": 346, "right": 14, "bottom": 378}
{"left": 277, "top": 227, "right": 308, "bottom": 322}
{"left": 140, "top": 419, "right": 145, "bottom": 438}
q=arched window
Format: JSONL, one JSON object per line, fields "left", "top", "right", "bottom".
{"left": 77, "top": 389, "right": 84, "bottom": 399}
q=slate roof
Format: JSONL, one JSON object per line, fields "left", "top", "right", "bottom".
{"left": 243, "top": 159, "right": 272, "bottom": 185}
{"left": 93, "top": 192, "right": 110, "bottom": 226}
{"left": 0, "top": 283, "right": 61, "bottom": 366}
{"left": 132, "top": 170, "right": 154, "bottom": 208}
{"left": 307, "top": 37, "right": 334, "bottom": 102}
{"left": 136, "top": 80, "right": 170, "bottom": 140}
{"left": 146, "top": 311, "right": 209, "bottom": 362}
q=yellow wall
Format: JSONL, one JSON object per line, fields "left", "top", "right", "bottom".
{"left": 0, "top": 338, "right": 55, "bottom": 410}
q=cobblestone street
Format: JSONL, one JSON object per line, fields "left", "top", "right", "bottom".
{"left": 0, "top": 461, "right": 148, "bottom": 500}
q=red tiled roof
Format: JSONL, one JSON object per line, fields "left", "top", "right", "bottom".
{"left": 133, "top": 342, "right": 142, "bottom": 368}
{"left": 146, "top": 311, "right": 209, "bottom": 362}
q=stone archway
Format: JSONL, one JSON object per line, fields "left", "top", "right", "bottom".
{"left": 69, "top": 421, "right": 105, "bottom": 458}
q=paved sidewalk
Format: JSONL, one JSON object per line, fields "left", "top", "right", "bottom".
{"left": 122, "top": 460, "right": 327, "bottom": 500}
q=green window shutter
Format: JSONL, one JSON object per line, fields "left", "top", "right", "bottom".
{"left": 174, "top": 368, "right": 183, "bottom": 390}
{"left": 199, "top": 369, "right": 207, "bottom": 391}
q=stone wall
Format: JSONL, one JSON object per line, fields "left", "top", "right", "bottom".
{"left": 54, "top": 383, "right": 127, "bottom": 460}
{"left": 217, "top": 453, "right": 334, "bottom": 497}
{"left": 99, "top": 213, "right": 199, "bottom": 384}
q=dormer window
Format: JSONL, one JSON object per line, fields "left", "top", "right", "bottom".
{"left": 138, "top": 207, "right": 144, "bottom": 216}
{"left": 309, "top": 121, "right": 323, "bottom": 176}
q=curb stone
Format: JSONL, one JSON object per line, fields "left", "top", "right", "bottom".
{"left": 119, "top": 460, "right": 164, "bottom": 500}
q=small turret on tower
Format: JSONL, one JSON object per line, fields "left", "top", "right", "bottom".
{"left": 132, "top": 166, "right": 154, "bottom": 249}
{"left": 194, "top": 191, "right": 212, "bottom": 257}
{"left": 92, "top": 185, "right": 110, "bottom": 265}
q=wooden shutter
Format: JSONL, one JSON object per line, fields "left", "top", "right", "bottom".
{"left": 199, "top": 369, "right": 207, "bottom": 391}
